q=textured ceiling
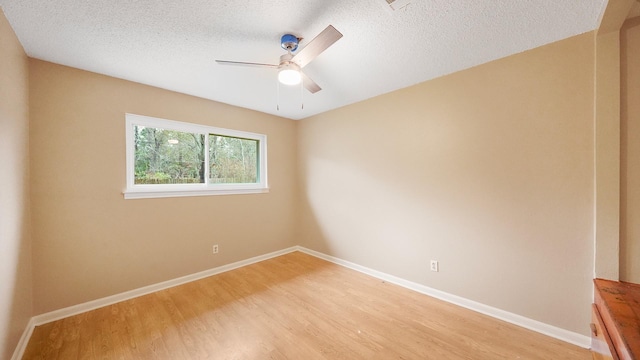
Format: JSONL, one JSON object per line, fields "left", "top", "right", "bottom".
{"left": 1, "top": 0, "right": 607, "bottom": 120}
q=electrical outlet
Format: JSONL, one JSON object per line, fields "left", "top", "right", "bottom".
{"left": 430, "top": 260, "right": 439, "bottom": 272}
{"left": 213, "top": 244, "right": 219, "bottom": 254}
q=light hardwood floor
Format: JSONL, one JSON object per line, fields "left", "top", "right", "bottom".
{"left": 23, "top": 251, "right": 591, "bottom": 359}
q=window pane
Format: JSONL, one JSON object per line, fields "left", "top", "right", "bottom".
{"left": 209, "top": 134, "right": 258, "bottom": 184}
{"left": 134, "top": 126, "right": 205, "bottom": 184}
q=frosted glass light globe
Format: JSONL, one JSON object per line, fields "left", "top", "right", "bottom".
{"left": 278, "top": 68, "right": 301, "bottom": 85}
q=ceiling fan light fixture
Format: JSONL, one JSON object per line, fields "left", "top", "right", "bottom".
{"left": 278, "top": 66, "right": 302, "bottom": 86}
{"left": 216, "top": 25, "right": 343, "bottom": 94}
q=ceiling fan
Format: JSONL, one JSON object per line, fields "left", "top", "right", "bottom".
{"left": 215, "top": 25, "right": 343, "bottom": 94}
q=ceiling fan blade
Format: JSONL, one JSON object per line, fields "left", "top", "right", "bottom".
{"left": 292, "top": 25, "right": 343, "bottom": 68}
{"left": 301, "top": 71, "right": 321, "bottom": 94}
{"left": 215, "top": 60, "right": 278, "bottom": 68}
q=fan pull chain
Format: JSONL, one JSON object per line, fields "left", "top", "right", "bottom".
{"left": 276, "top": 80, "right": 280, "bottom": 111}
{"left": 301, "top": 80, "right": 304, "bottom": 110}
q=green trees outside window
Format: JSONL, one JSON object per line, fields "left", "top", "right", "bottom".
{"left": 209, "top": 135, "right": 258, "bottom": 184}
{"left": 134, "top": 126, "right": 259, "bottom": 185}
{"left": 125, "top": 114, "right": 267, "bottom": 199}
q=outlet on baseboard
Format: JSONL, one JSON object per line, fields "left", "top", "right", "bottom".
{"left": 213, "top": 244, "right": 219, "bottom": 254}
{"left": 430, "top": 260, "right": 439, "bottom": 272}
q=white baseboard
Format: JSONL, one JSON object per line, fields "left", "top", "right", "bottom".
{"left": 296, "top": 246, "right": 591, "bottom": 349}
{"left": 31, "top": 246, "right": 298, "bottom": 326}
{"left": 12, "top": 245, "right": 589, "bottom": 358}
{"left": 10, "top": 317, "right": 35, "bottom": 360}
{"left": 10, "top": 247, "right": 298, "bottom": 358}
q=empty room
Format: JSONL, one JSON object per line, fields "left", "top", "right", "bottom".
{"left": 1, "top": 0, "right": 639, "bottom": 359}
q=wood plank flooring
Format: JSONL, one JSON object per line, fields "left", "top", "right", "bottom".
{"left": 22, "top": 251, "right": 591, "bottom": 359}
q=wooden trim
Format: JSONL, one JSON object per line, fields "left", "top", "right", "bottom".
{"left": 594, "top": 279, "right": 640, "bottom": 359}
{"left": 592, "top": 303, "right": 620, "bottom": 359}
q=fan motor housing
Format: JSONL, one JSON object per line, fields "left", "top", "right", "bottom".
{"left": 278, "top": 53, "right": 300, "bottom": 70}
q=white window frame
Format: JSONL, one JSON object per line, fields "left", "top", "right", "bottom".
{"left": 124, "top": 113, "right": 268, "bottom": 199}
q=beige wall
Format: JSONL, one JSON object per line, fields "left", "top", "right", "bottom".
{"left": 297, "top": 33, "right": 595, "bottom": 335}
{"left": 621, "top": 16, "right": 640, "bottom": 283}
{"left": 28, "top": 60, "right": 298, "bottom": 314}
{"left": 0, "top": 8, "right": 33, "bottom": 360}
{"left": 6, "top": 3, "right": 632, "bottom": 347}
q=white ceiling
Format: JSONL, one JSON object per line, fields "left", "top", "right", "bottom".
{"left": 1, "top": 0, "right": 607, "bottom": 120}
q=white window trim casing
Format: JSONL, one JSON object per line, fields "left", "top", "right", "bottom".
{"left": 124, "top": 113, "right": 268, "bottom": 199}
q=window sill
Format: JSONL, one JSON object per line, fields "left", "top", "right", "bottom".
{"left": 123, "top": 187, "right": 269, "bottom": 200}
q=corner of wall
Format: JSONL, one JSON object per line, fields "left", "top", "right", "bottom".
{"left": 0, "top": 7, "right": 34, "bottom": 360}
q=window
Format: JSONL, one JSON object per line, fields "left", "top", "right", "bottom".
{"left": 124, "top": 114, "right": 267, "bottom": 199}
